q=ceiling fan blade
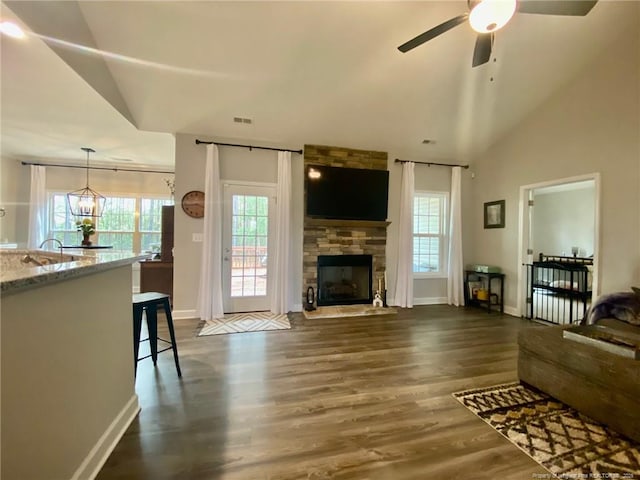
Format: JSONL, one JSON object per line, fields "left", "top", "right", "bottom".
{"left": 472, "top": 34, "right": 492, "bottom": 68}
{"left": 398, "top": 13, "right": 469, "bottom": 53}
{"left": 517, "top": 1, "right": 598, "bottom": 16}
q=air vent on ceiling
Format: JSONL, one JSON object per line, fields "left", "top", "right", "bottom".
{"left": 233, "top": 117, "right": 253, "bottom": 124}
{"left": 422, "top": 139, "right": 436, "bottom": 145}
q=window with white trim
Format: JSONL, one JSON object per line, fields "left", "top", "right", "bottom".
{"left": 139, "top": 198, "right": 172, "bottom": 252}
{"left": 48, "top": 193, "right": 172, "bottom": 252}
{"left": 413, "top": 191, "right": 448, "bottom": 277}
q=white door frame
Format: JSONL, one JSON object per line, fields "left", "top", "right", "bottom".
{"left": 516, "top": 172, "right": 601, "bottom": 317}
{"left": 221, "top": 180, "right": 277, "bottom": 313}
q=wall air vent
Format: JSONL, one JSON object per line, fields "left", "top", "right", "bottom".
{"left": 233, "top": 117, "right": 253, "bottom": 124}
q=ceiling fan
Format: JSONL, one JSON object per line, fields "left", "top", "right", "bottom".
{"left": 398, "top": 0, "right": 598, "bottom": 67}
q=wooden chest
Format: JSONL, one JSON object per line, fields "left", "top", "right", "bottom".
{"left": 518, "top": 323, "right": 640, "bottom": 442}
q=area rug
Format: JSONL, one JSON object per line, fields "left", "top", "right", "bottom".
{"left": 453, "top": 382, "right": 640, "bottom": 478}
{"left": 197, "top": 312, "right": 290, "bottom": 337}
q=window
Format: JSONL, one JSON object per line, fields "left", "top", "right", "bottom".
{"left": 50, "top": 194, "right": 78, "bottom": 246}
{"left": 139, "top": 198, "right": 172, "bottom": 252}
{"left": 98, "top": 196, "right": 136, "bottom": 251}
{"left": 413, "top": 191, "right": 448, "bottom": 277}
{"left": 230, "top": 194, "right": 269, "bottom": 297}
{"left": 48, "top": 193, "right": 172, "bottom": 252}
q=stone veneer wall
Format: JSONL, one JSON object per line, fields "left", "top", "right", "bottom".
{"left": 303, "top": 145, "right": 389, "bottom": 304}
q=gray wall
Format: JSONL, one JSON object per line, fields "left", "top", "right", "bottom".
{"left": 6, "top": 10, "right": 637, "bottom": 313}
{"left": 46, "top": 166, "right": 172, "bottom": 196}
{"left": 172, "top": 137, "right": 454, "bottom": 315}
{"left": 0, "top": 158, "right": 30, "bottom": 245}
{"left": 0, "top": 159, "right": 173, "bottom": 247}
{"left": 173, "top": 133, "right": 304, "bottom": 315}
{"left": 464, "top": 19, "right": 640, "bottom": 312}
{"left": 385, "top": 157, "right": 458, "bottom": 304}
{"left": 532, "top": 186, "right": 595, "bottom": 258}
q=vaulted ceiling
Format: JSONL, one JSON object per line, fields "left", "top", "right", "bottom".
{"left": 1, "top": 1, "right": 637, "bottom": 168}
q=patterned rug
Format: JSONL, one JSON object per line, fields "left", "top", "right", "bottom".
{"left": 197, "top": 312, "right": 291, "bottom": 337}
{"left": 453, "top": 382, "right": 640, "bottom": 478}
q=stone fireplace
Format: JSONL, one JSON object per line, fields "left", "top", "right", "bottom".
{"left": 302, "top": 145, "right": 389, "bottom": 306}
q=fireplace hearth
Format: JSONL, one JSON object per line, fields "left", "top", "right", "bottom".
{"left": 317, "top": 254, "right": 372, "bottom": 306}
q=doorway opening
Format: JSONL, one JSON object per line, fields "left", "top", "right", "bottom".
{"left": 517, "top": 174, "right": 600, "bottom": 323}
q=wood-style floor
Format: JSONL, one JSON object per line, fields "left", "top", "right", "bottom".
{"left": 97, "top": 305, "right": 546, "bottom": 479}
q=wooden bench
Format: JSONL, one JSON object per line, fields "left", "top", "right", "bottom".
{"left": 518, "top": 321, "right": 640, "bottom": 442}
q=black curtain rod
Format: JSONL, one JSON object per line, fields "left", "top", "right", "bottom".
{"left": 395, "top": 159, "right": 469, "bottom": 169}
{"left": 195, "top": 139, "right": 303, "bottom": 154}
{"left": 21, "top": 161, "right": 174, "bottom": 175}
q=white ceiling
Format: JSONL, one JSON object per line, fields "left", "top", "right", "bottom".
{"left": 1, "top": 1, "right": 638, "bottom": 168}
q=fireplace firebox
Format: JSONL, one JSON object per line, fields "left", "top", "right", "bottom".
{"left": 317, "top": 254, "right": 373, "bottom": 306}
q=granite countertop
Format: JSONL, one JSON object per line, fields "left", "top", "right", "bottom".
{"left": 1, "top": 249, "right": 149, "bottom": 295}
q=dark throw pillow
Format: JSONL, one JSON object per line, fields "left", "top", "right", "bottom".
{"left": 583, "top": 288, "right": 640, "bottom": 326}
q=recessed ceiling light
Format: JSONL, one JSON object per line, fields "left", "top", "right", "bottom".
{"left": 0, "top": 21, "right": 25, "bottom": 39}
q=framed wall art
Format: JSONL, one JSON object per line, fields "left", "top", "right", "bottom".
{"left": 484, "top": 200, "right": 505, "bottom": 229}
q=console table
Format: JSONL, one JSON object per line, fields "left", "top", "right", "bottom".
{"left": 140, "top": 205, "right": 174, "bottom": 303}
{"left": 464, "top": 270, "right": 504, "bottom": 314}
{"left": 140, "top": 260, "right": 173, "bottom": 304}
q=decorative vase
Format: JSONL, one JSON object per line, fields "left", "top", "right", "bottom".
{"left": 81, "top": 234, "right": 92, "bottom": 247}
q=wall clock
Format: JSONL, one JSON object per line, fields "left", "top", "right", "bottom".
{"left": 181, "top": 190, "right": 205, "bottom": 218}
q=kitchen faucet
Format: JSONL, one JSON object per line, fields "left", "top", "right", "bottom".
{"left": 39, "top": 238, "right": 64, "bottom": 260}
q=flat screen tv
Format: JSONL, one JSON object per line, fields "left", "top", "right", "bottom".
{"left": 305, "top": 164, "right": 389, "bottom": 221}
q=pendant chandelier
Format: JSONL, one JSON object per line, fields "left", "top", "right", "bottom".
{"left": 66, "top": 147, "right": 106, "bottom": 217}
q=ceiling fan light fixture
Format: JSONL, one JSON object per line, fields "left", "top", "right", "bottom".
{"left": 469, "top": 0, "right": 517, "bottom": 33}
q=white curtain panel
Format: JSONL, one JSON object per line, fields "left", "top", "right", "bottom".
{"left": 270, "top": 151, "right": 292, "bottom": 314}
{"left": 197, "top": 144, "right": 225, "bottom": 320}
{"left": 447, "top": 166, "right": 464, "bottom": 306}
{"left": 393, "top": 161, "right": 415, "bottom": 308}
{"left": 27, "top": 165, "right": 47, "bottom": 249}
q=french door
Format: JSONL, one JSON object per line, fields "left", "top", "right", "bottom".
{"left": 222, "top": 183, "right": 276, "bottom": 313}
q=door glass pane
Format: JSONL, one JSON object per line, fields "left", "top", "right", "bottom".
{"left": 230, "top": 194, "right": 268, "bottom": 297}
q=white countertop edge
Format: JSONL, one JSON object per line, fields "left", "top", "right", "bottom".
{"left": 1, "top": 252, "right": 148, "bottom": 296}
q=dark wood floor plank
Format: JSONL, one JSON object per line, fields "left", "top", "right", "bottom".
{"left": 97, "top": 306, "right": 545, "bottom": 479}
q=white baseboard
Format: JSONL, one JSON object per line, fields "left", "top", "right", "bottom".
{"left": 71, "top": 394, "right": 140, "bottom": 480}
{"left": 386, "top": 297, "right": 448, "bottom": 307}
{"left": 173, "top": 309, "right": 198, "bottom": 320}
{"left": 414, "top": 296, "right": 448, "bottom": 305}
{"left": 503, "top": 305, "right": 520, "bottom": 317}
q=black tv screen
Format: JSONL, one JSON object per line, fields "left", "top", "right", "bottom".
{"left": 305, "top": 164, "right": 389, "bottom": 221}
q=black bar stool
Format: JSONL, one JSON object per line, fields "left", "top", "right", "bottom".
{"left": 132, "top": 292, "right": 182, "bottom": 377}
